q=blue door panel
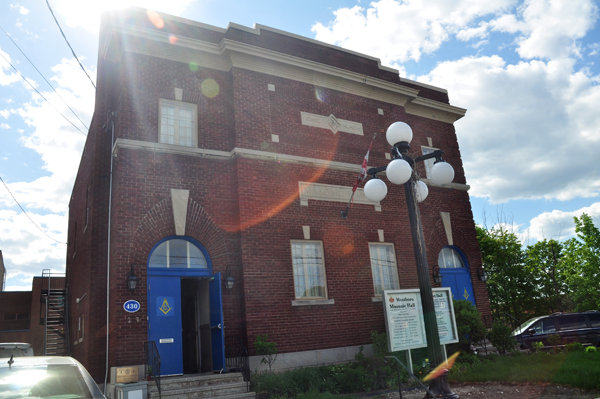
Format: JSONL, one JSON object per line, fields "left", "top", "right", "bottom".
{"left": 209, "top": 272, "right": 226, "bottom": 372}
{"left": 440, "top": 269, "right": 476, "bottom": 306}
{"left": 148, "top": 276, "right": 183, "bottom": 376}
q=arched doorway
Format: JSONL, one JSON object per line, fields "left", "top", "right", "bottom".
{"left": 146, "top": 236, "right": 225, "bottom": 376}
{"left": 437, "top": 246, "right": 476, "bottom": 306}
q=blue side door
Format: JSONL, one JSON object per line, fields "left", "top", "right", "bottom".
{"left": 148, "top": 276, "right": 183, "bottom": 376}
{"left": 209, "top": 272, "right": 226, "bottom": 372}
{"left": 440, "top": 268, "right": 476, "bottom": 306}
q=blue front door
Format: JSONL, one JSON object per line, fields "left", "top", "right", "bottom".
{"left": 440, "top": 268, "right": 476, "bottom": 306}
{"left": 148, "top": 276, "right": 183, "bottom": 376}
{"left": 209, "top": 272, "right": 226, "bottom": 372}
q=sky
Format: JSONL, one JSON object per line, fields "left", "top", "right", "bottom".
{"left": 1, "top": 0, "right": 599, "bottom": 291}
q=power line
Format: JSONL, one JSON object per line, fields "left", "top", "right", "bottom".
{"left": 0, "top": 24, "right": 89, "bottom": 132}
{"left": 45, "top": 0, "right": 96, "bottom": 90}
{"left": 0, "top": 175, "right": 66, "bottom": 245}
{"left": 0, "top": 50, "right": 87, "bottom": 136}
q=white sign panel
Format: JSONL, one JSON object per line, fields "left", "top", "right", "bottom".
{"left": 383, "top": 287, "right": 458, "bottom": 352}
{"left": 383, "top": 290, "right": 427, "bottom": 351}
{"left": 433, "top": 288, "right": 459, "bottom": 345}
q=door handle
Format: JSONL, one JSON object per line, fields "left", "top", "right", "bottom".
{"left": 210, "top": 324, "right": 222, "bottom": 330}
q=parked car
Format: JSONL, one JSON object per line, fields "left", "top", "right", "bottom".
{"left": 513, "top": 310, "right": 600, "bottom": 350}
{"left": 0, "top": 356, "right": 105, "bottom": 398}
{"left": 0, "top": 342, "right": 34, "bottom": 358}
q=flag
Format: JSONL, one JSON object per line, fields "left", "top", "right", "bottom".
{"left": 351, "top": 133, "right": 376, "bottom": 198}
{"left": 341, "top": 133, "right": 377, "bottom": 218}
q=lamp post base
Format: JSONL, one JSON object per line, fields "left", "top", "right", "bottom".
{"left": 427, "top": 375, "right": 459, "bottom": 399}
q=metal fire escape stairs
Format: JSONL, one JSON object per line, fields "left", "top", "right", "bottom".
{"left": 40, "top": 269, "right": 69, "bottom": 356}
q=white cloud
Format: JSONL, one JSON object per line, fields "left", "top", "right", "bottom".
{"left": 0, "top": 47, "right": 20, "bottom": 86}
{"left": 527, "top": 201, "right": 600, "bottom": 241}
{"left": 52, "top": 0, "right": 196, "bottom": 33}
{"left": 491, "top": 0, "right": 599, "bottom": 59}
{"left": 312, "top": 0, "right": 517, "bottom": 64}
{"left": 0, "top": 123, "right": 9, "bottom": 129}
{"left": 0, "top": 57, "right": 94, "bottom": 287}
{"left": 418, "top": 56, "right": 600, "bottom": 203}
{"left": 457, "top": 22, "right": 490, "bottom": 41}
{"left": 0, "top": 210, "right": 67, "bottom": 291}
{"left": 10, "top": 3, "right": 29, "bottom": 15}
{"left": 0, "top": 109, "right": 16, "bottom": 118}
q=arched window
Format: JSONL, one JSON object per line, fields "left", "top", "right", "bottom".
{"left": 438, "top": 247, "right": 465, "bottom": 269}
{"left": 148, "top": 238, "right": 208, "bottom": 269}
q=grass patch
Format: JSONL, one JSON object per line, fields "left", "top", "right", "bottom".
{"left": 450, "top": 351, "right": 600, "bottom": 390}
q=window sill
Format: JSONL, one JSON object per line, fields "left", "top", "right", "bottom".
{"left": 371, "top": 296, "right": 383, "bottom": 302}
{"left": 292, "top": 299, "right": 335, "bottom": 306}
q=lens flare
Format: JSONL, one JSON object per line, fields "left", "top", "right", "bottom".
{"left": 315, "top": 87, "right": 328, "bottom": 102}
{"left": 189, "top": 62, "right": 199, "bottom": 72}
{"left": 169, "top": 35, "right": 178, "bottom": 45}
{"left": 422, "top": 351, "right": 460, "bottom": 382}
{"left": 201, "top": 78, "right": 220, "bottom": 98}
{"left": 147, "top": 10, "right": 164, "bottom": 29}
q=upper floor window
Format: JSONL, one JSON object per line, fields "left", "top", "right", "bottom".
{"left": 369, "top": 243, "right": 399, "bottom": 295}
{"left": 159, "top": 99, "right": 197, "bottom": 147}
{"left": 149, "top": 238, "right": 208, "bottom": 269}
{"left": 291, "top": 240, "right": 328, "bottom": 299}
{"left": 438, "top": 247, "right": 464, "bottom": 268}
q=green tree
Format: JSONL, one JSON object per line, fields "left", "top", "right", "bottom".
{"left": 476, "top": 225, "right": 536, "bottom": 324}
{"left": 562, "top": 214, "right": 600, "bottom": 311}
{"left": 525, "top": 239, "right": 568, "bottom": 314}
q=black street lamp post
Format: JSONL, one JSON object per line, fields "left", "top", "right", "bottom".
{"left": 363, "top": 122, "right": 458, "bottom": 398}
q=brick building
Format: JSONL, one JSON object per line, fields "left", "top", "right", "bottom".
{"left": 66, "top": 7, "right": 490, "bottom": 383}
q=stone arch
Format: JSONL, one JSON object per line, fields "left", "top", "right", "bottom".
{"left": 127, "top": 195, "right": 231, "bottom": 271}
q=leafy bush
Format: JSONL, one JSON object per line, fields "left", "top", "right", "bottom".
{"left": 585, "top": 345, "right": 597, "bottom": 353}
{"left": 531, "top": 341, "right": 544, "bottom": 352}
{"left": 487, "top": 323, "right": 516, "bottom": 355}
{"left": 547, "top": 334, "right": 562, "bottom": 347}
{"left": 255, "top": 334, "right": 278, "bottom": 372}
{"left": 565, "top": 342, "right": 584, "bottom": 352}
{"left": 452, "top": 300, "right": 487, "bottom": 353}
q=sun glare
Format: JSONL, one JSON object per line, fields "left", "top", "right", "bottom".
{"left": 55, "top": 0, "right": 192, "bottom": 33}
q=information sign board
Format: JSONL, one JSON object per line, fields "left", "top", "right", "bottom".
{"left": 383, "top": 287, "right": 458, "bottom": 352}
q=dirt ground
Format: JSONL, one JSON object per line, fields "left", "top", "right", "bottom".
{"left": 371, "top": 383, "right": 600, "bottom": 399}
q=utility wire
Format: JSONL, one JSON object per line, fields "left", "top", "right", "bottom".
{"left": 0, "top": 24, "right": 89, "bottom": 132}
{"left": 45, "top": 0, "right": 96, "bottom": 90}
{"left": 0, "top": 50, "right": 87, "bottom": 136}
{"left": 0, "top": 175, "right": 66, "bottom": 245}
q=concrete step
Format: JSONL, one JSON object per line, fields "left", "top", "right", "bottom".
{"left": 147, "top": 373, "right": 254, "bottom": 399}
{"left": 148, "top": 373, "right": 244, "bottom": 392}
{"left": 148, "top": 381, "right": 249, "bottom": 399}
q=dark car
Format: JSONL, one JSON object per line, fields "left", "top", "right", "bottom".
{"left": 513, "top": 310, "right": 600, "bottom": 350}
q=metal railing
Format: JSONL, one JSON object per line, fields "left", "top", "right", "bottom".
{"left": 225, "top": 335, "right": 250, "bottom": 391}
{"left": 144, "top": 341, "right": 161, "bottom": 399}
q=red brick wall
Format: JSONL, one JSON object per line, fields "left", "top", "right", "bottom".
{"left": 67, "top": 12, "right": 488, "bottom": 381}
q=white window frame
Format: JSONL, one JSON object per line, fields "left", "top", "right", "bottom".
{"left": 159, "top": 99, "right": 198, "bottom": 147}
{"left": 369, "top": 243, "right": 400, "bottom": 297}
{"left": 438, "top": 247, "right": 465, "bottom": 269}
{"left": 290, "top": 240, "right": 329, "bottom": 301}
{"left": 421, "top": 146, "right": 439, "bottom": 179}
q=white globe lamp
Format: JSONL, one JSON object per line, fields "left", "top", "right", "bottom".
{"left": 415, "top": 180, "right": 429, "bottom": 202}
{"left": 386, "top": 122, "right": 413, "bottom": 146}
{"left": 363, "top": 178, "right": 388, "bottom": 202}
{"left": 386, "top": 159, "right": 412, "bottom": 185}
{"left": 430, "top": 162, "right": 455, "bottom": 186}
